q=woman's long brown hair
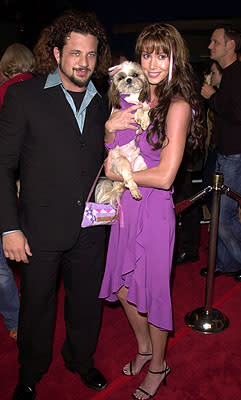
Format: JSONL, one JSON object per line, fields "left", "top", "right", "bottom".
{"left": 135, "top": 23, "right": 205, "bottom": 152}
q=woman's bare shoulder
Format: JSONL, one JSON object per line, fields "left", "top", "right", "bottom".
{"left": 171, "top": 94, "right": 189, "bottom": 105}
{"left": 169, "top": 95, "right": 191, "bottom": 112}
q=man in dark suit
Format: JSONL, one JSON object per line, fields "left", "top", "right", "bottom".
{"left": 0, "top": 11, "right": 111, "bottom": 400}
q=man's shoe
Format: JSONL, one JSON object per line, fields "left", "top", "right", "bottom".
{"left": 67, "top": 366, "right": 107, "bottom": 391}
{"left": 80, "top": 368, "right": 107, "bottom": 391}
{"left": 234, "top": 269, "right": 241, "bottom": 282}
{"left": 200, "top": 268, "right": 223, "bottom": 277}
{"left": 12, "top": 384, "right": 36, "bottom": 400}
{"left": 175, "top": 251, "right": 199, "bottom": 265}
{"left": 200, "top": 268, "right": 238, "bottom": 277}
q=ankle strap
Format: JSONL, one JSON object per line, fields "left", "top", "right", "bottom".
{"left": 148, "top": 366, "right": 170, "bottom": 375}
{"left": 138, "top": 352, "right": 152, "bottom": 356}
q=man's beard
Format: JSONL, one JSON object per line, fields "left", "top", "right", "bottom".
{"left": 59, "top": 62, "right": 92, "bottom": 88}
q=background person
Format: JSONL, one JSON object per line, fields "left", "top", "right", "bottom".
{"left": 201, "top": 24, "right": 241, "bottom": 282}
{"left": 0, "top": 42, "right": 35, "bottom": 342}
{"left": 0, "top": 42, "right": 35, "bottom": 109}
{"left": 202, "top": 60, "right": 223, "bottom": 215}
{"left": 173, "top": 145, "right": 204, "bottom": 265}
{"left": 0, "top": 242, "right": 20, "bottom": 341}
{"left": 0, "top": 70, "right": 7, "bottom": 85}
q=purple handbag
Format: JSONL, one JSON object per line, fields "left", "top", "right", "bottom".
{"left": 81, "top": 164, "right": 119, "bottom": 228}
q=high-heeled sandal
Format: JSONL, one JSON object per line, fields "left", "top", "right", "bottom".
{"left": 122, "top": 352, "right": 152, "bottom": 376}
{"left": 131, "top": 364, "right": 171, "bottom": 399}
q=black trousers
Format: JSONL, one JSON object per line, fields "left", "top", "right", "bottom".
{"left": 174, "top": 171, "right": 202, "bottom": 256}
{"left": 202, "top": 148, "right": 217, "bottom": 212}
{"left": 17, "top": 226, "right": 106, "bottom": 385}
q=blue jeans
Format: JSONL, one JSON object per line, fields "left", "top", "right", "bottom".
{"left": 0, "top": 240, "right": 20, "bottom": 331}
{"left": 215, "top": 153, "right": 241, "bottom": 272}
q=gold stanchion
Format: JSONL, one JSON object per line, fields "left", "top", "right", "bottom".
{"left": 184, "top": 173, "right": 229, "bottom": 334}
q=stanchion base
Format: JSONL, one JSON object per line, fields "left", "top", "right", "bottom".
{"left": 185, "top": 307, "right": 229, "bottom": 334}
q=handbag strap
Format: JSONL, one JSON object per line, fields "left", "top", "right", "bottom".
{"left": 86, "top": 163, "right": 104, "bottom": 202}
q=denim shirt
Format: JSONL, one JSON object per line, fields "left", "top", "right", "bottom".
{"left": 44, "top": 69, "right": 100, "bottom": 134}
{"left": 2, "top": 69, "right": 100, "bottom": 236}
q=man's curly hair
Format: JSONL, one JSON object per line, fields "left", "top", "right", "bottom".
{"left": 33, "top": 24, "right": 56, "bottom": 76}
{"left": 34, "top": 10, "right": 111, "bottom": 78}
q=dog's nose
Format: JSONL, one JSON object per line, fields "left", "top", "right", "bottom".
{"left": 126, "top": 78, "right": 132, "bottom": 84}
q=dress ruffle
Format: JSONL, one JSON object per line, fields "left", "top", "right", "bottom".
{"left": 99, "top": 187, "right": 175, "bottom": 331}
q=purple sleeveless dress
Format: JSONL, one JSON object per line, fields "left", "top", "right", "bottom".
{"left": 99, "top": 122, "right": 175, "bottom": 331}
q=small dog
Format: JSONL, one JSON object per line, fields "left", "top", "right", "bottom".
{"left": 95, "top": 61, "right": 150, "bottom": 206}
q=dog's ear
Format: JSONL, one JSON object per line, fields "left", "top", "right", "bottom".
{"left": 108, "top": 83, "right": 121, "bottom": 109}
{"left": 139, "top": 77, "right": 150, "bottom": 103}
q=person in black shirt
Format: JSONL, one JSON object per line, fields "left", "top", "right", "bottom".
{"left": 201, "top": 24, "right": 241, "bottom": 282}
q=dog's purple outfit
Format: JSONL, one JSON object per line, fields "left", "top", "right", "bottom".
{"left": 106, "top": 94, "right": 140, "bottom": 148}
{"left": 99, "top": 111, "right": 175, "bottom": 331}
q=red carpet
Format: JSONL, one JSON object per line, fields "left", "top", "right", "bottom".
{"left": 1, "top": 225, "right": 241, "bottom": 399}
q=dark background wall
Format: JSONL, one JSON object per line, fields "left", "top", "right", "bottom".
{"left": 0, "top": 0, "right": 240, "bottom": 76}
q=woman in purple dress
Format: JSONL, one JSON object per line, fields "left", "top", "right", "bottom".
{"left": 99, "top": 23, "right": 204, "bottom": 399}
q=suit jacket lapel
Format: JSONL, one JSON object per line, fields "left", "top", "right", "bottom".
{"left": 43, "top": 85, "right": 81, "bottom": 136}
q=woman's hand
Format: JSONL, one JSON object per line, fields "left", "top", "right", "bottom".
{"left": 105, "top": 104, "right": 142, "bottom": 143}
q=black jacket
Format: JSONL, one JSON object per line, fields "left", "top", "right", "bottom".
{"left": 0, "top": 76, "right": 109, "bottom": 249}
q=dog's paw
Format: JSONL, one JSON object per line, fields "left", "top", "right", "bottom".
{"left": 130, "top": 187, "right": 142, "bottom": 200}
{"left": 135, "top": 108, "right": 150, "bottom": 131}
{"left": 140, "top": 115, "right": 150, "bottom": 130}
{"left": 124, "top": 179, "right": 142, "bottom": 200}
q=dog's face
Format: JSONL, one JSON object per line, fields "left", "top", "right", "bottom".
{"left": 112, "top": 61, "right": 147, "bottom": 94}
{"left": 108, "top": 61, "right": 150, "bottom": 108}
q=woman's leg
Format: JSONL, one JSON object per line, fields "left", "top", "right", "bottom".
{"left": 132, "top": 325, "right": 169, "bottom": 399}
{"left": 118, "top": 286, "right": 170, "bottom": 398}
{"left": 117, "top": 286, "right": 152, "bottom": 375}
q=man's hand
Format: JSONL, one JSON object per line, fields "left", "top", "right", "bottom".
{"left": 201, "top": 83, "right": 216, "bottom": 99}
{"left": 2, "top": 231, "right": 32, "bottom": 263}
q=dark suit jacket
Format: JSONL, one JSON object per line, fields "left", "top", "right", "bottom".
{"left": 0, "top": 76, "right": 109, "bottom": 250}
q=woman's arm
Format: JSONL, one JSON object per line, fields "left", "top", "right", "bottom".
{"left": 133, "top": 99, "right": 191, "bottom": 189}
{"left": 105, "top": 99, "right": 191, "bottom": 190}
